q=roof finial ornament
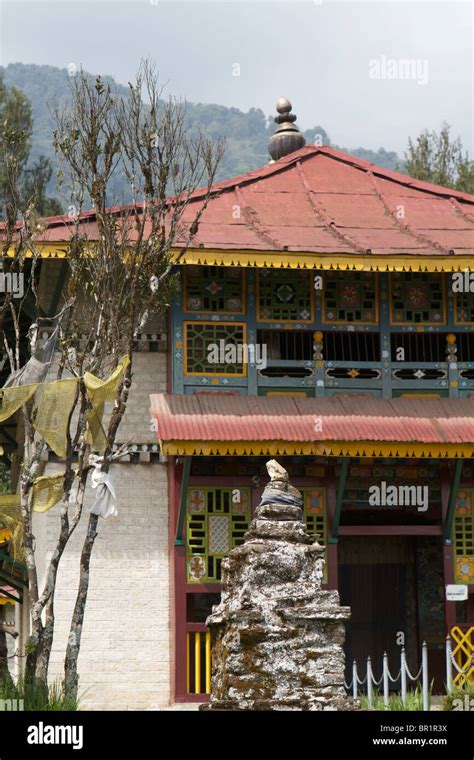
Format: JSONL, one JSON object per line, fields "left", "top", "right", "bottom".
{"left": 268, "top": 97, "right": 306, "bottom": 162}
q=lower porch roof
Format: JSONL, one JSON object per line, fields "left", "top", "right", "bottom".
{"left": 149, "top": 394, "right": 474, "bottom": 458}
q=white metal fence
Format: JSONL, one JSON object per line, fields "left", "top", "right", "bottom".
{"left": 344, "top": 636, "right": 474, "bottom": 710}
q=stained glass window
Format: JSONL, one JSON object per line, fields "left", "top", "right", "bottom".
{"left": 453, "top": 489, "right": 474, "bottom": 584}
{"left": 185, "top": 321, "right": 246, "bottom": 375}
{"left": 390, "top": 273, "right": 446, "bottom": 324}
{"left": 323, "top": 272, "right": 378, "bottom": 324}
{"left": 184, "top": 266, "right": 244, "bottom": 313}
{"left": 186, "top": 487, "right": 251, "bottom": 582}
{"left": 454, "top": 292, "right": 474, "bottom": 324}
{"left": 257, "top": 269, "right": 313, "bottom": 322}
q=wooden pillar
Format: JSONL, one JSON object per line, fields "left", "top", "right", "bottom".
{"left": 441, "top": 463, "right": 461, "bottom": 633}
{"left": 169, "top": 457, "right": 189, "bottom": 701}
{"left": 325, "top": 462, "right": 339, "bottom": 589}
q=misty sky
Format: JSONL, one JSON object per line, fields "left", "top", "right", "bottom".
{"left": 0, "top": 0, "right": 472, "bottom": 156}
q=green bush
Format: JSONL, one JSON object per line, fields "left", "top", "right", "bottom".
{"left": 0, "top": 676, "right": 79, "bottom": 711}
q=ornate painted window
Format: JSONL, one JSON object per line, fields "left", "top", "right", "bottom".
{"left": 257, "top": 268, "right": 313, "bottom": 322}
{"left": 323, "top": 272, "right": 378, "bottom": 324}
{"left": 453, "top": 489, "right": 474, "bottom": 584}
{"left": 390, "top": 273, "right": 446, "bottom": 325}
{"left": 454, "top": 290, "right": 474, "bottom": 325}
{"left": 302, "top": 487, "right": 327, "bottom": 582}
{"left": 186, "top": 487, "right": 251, "bottom": 583}
{"left": 184, "top": 266, "right": 245, "bottom": 314}
{"left": 184, "top": 321, "right": 247, "bottom": 376}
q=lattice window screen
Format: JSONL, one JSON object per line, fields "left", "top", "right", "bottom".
{"left": 454, "top": 489, "right": 474, "bottom": 584}
{"left": 390, "top": 273, "right": 445, "bottom": 325}
{"left": 186, "top": 487, "right": 251, "bottom": 583}
{"left": 257, "top": 269, "right": 313, "bottom": 322}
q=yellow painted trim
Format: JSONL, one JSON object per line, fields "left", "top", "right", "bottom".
{"left": 4, "top": 244, "right": 69, "bottom": 259}
{"left": 170, "top": 248, "right": 474, "bottom": 273}
{"left": 256, "top": 269, "right": 314, "bottom": 323}
{"left": 398, "top": 393, "right": 443, "bottom": 398}
{"left": 0, "top": 598, "right": 16, "bottom": 605}
{"left": 265, "top": 391, "right": 309, "bottom": 397}
{"left": 389, "top": 272, "right": 447, "bottom": 326}
{"left": 183, "top": 320, "right": 248, "bottom": 377}
{"left": 194, "top": 632, "right": 201, "bottom": 695}
{"left": 183, "top": 265, "right": 246, "bottom": 316}
{"left": 160, "top": 439, "right": 474, "bottom": 458}
{"left": 7, "top": 243, "right": 474, "bottom": 274}
{"left": 186, "top": 633, "right": 190, "bottom": 694}
{"left": 205, "top": 631, "right": 211, "bottom": 694}
{"left": 322, "top": 272, "right": 380, "bottom": 325}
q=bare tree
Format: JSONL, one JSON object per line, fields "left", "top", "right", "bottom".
{"left": 0, "top": 59, "right": 223, "bottom": 701}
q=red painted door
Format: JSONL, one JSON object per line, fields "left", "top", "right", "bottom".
{"left": 339, "top": 562, "right": 407, "bottom": 687}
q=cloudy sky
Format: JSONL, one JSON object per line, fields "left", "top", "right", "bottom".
{"left": 0, "top": 0, "right": 472, "bottom": 155}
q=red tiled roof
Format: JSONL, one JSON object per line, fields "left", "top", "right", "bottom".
{"left": 12, "top": 146, "right": 474, "bottom": 257}
{"left": 150, "top": 393, "right": 474, "bottom": 446}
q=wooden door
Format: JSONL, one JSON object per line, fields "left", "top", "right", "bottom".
{"left": 339, "top": 562, "right": 406, "bottom": 686}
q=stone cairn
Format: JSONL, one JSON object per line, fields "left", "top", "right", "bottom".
{"left": 202, "top": 460, "right": 354, "bottom": 711}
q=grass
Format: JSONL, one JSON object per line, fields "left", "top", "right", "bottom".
{"left": 0, "top": 676, "right": 79, "bottom": 711}
{"left": 360, "top": 685, "right": 427, "bottom": 711}
{"left": 442, "top": 681, "right": 474, "bottom": 711}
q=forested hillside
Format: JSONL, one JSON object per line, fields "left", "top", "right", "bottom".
{"left": 1, "top": 63, "right": 401, "bottom": 204}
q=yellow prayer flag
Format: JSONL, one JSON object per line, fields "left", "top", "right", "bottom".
{"left": 0, "top": 383, "right": 38, "bottom": 422}
{"left": 83, "top": 356, "right": 130, "bottom": 451}
{"left": 31, "top": 472, "right": 66, "bottom": 513}
{"left": 33, "top": 378, "right": 78, "bottom": 458}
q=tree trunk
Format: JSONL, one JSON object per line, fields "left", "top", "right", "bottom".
{"left": 63, "top": 513, "right": 99, "bottom": 699}
{"left": 34, "top": 595, "right": 55, "bottom": 687}
{"left": 0, "top": 611, "right": 14, "bottom": 690}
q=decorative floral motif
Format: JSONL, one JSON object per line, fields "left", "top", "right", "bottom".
{"left": 276, "top": 283, "right": 295, "bottom": 303}
{"left": 456, "top": 556, "right": 474, "bottom": 583}
{"left": 227, "top": 298, "right": 242, "bottom": 312}
{"left": 340, "top": 284, "right": 361, "bottom": 308}
{"left": 306, "top": 490, "right": 323, "bottom": 515}
{"left": 407, "top": 285, "right": 429, "bottom": 309}
{"left": 188, "top": 556, "right": 206, "bottom": 581}
{"left": 456, "top": 491, "right": 471, "bottom": 516}
{"left": 189, "top": 489, "right": 205, "bottom": 513}
{"left": 206, "top": 281, "right": 223, "bottom": 295}
{"left": 232, "top": 489, "right": 249, "bottom": 514}
{"left": 186, "top": 297, "right": 202, "bottom": 310}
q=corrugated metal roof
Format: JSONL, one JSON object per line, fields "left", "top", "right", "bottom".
{"left": 149, "top": 394, "right": 474, "bottom": 445}
{"left": 10, "top": 146, "right": 474, "bottom": 257}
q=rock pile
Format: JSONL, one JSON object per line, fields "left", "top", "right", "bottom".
{"left": 203, "top": 460, "right": 354, "bottom": 711}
